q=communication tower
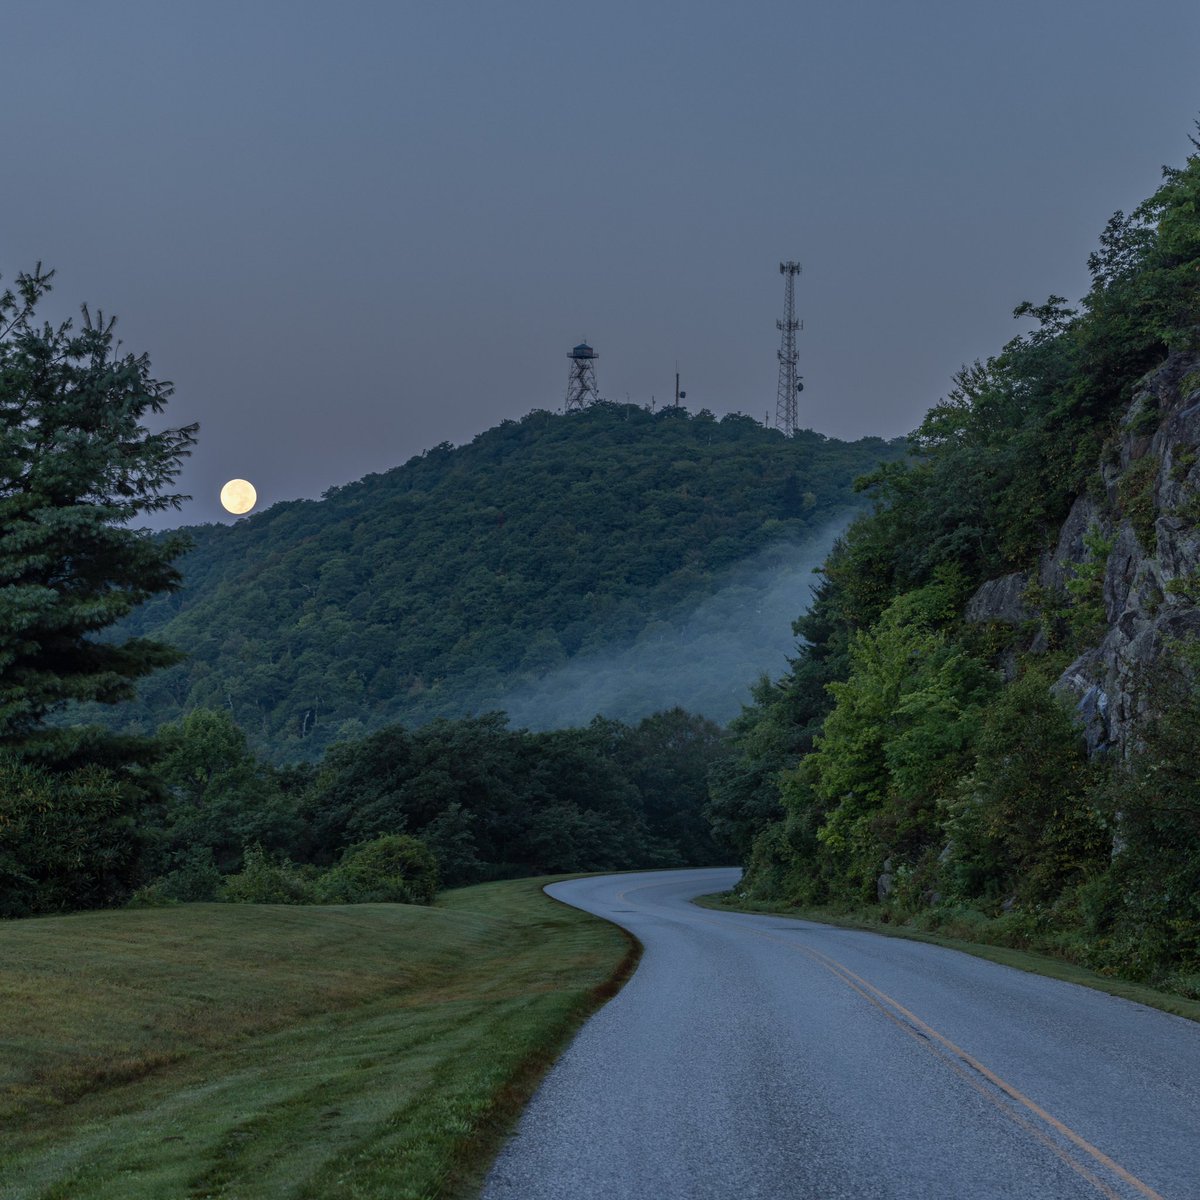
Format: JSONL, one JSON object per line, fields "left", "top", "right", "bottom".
{"left": 775, "top": 262, "right": 804, "bottom": 436}
{"left": 565, "top": 341, "right": 600, "bottom": 410}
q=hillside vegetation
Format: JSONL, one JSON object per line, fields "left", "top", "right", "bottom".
{"left": 102, "top": 406, "right": 900, "bottom": 759}
{"left": 4, "top": 701, "right": 726, "bottom": 917}
{"left": 0, "top": 878, "right": 630, "bottom": 1200}
{"left": 711, "top": 130, "right": 1200, "bottom": 992}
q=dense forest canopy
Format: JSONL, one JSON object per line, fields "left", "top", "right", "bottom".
{"left": 91, "top": 403, "right": 901, "bottom": 759}
{"left": 2, "top": 702, "right": 729, "bottom": 917}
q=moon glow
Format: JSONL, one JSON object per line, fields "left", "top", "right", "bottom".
{"left": 220, "top": 478, "right": 257, "bottom": 515}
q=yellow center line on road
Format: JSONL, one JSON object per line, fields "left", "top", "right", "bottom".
{"left": 602, "top": 880, "right": 1166, "bottom": 1200}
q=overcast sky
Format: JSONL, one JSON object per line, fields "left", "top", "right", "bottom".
{"left": 5, "top": 1, "right": 1198, "bottom": 526}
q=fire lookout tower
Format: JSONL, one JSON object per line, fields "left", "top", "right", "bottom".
{"left": 565, "top": 341, "right": 600, "bottom": 410}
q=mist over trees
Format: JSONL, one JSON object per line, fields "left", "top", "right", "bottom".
{"left": 87, "top": 405, "right": 902, "bottom": 760}
{"left": 498, "top": 521, "right": 852, "bottom": 729}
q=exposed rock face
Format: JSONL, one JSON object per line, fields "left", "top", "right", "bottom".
{"left": 1041, "top": 494, "right": 1106, "bottom": 596}
{"left": 966, "top": 349, "right": 1200, "bottom": 754}
{"left": 963, "top": 572, "right": 1031, "bottom": 625}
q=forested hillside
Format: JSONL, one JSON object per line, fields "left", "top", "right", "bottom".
{"left": 711, "top": 131, "right": 1200, "bottom": 991}
{"left": 97, "top": 405, "right": 900, "bottom": 759}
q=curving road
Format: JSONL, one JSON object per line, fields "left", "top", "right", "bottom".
{"left": 482, "top": 868, "right": 1200, "bottom": 1200}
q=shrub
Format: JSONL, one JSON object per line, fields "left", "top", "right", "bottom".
{"left": 1116, "top": 454, "right": 1160, "bottom": 548}
{"left": 1170, "top": 445, "right": 1197, "bottom": 483}
{"left": 125, "top": 882, "right": 177, "bottom": 908}
{"left": 0, "top": 760, "right": 143, "bottom": 917}
{"left": 316, "top": 834, "right": 439, "bottom": 905}
{"left": 941, "top": 668, "right": 1108, "bottom": 907}
{"left": 1063, "top": 524, "right": 1114, "bottom": 645}
{"left": 221, "top": 845, "right": 317, "bottom": 905}
{"left": 127, "top": 849, "right": 223, "bottom": 906}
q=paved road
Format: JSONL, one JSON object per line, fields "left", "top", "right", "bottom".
{"left": 482, "top": 868, "right": 1200, "bottom": 1200}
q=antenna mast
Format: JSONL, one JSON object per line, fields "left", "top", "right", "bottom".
{"left": 775, "top": 261, "right": 803, "bottom": 436}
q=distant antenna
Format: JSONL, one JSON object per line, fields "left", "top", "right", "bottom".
{"left": 775, "top": 262, "right": 803, "bottom": 436}
{"left": 674, "top": 369, "right": 686, "bottom": 408}
{"left": 565, "top": 340, "right": 600, "bottom": 410}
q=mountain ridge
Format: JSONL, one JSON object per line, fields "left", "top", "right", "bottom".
{"left": 95, "top": 401, "right": 903, "bottom": 759}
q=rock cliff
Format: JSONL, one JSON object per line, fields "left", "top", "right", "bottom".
{"left": 966, "top": 347, "right": 1200, "bottom": 754}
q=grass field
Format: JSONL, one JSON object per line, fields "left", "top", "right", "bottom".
{"left": 0, "top": 878, "right": 634, "bottom": 1200}
{"left": 697, "top": 893, "right": 1200, "bottom": 1024}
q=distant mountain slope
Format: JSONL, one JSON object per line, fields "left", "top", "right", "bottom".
{"left": 104, "top": 403, "right": 902, "bottom": 758}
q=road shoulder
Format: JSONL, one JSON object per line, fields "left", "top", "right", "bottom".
{"left": 694, "top": 892, "right": 1200, "bottom": 1025}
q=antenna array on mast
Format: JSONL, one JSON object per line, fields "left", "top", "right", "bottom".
{"left": 775, "top": 261, "right": 803, "bottom": 436}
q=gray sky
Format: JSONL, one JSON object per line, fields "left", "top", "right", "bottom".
{"left": 5, "top": 1, "right": 1198, "bottom": 526}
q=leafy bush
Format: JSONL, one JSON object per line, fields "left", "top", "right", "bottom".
{"left": 316, "top": 834, "right": 439, "bottom": 905}
{"left": 1084, "top": 649, "right": 1200, "bottom": 979}
{"left": 943, "top": 668, "right": 1107, "bottom": 907}
{"left": 221, "top": 845, "right": 317, "bottom": 905}
{"left": 1116, "top": 454, "right": 1160, "bottom": 549}
{"left": 0, "top": 759, "right": 143, "bottom": 917}
{"left": 1063, "top": 525, "right": 1114, "bottom": 645}
{"left": 153, "top": 847, "right": 225, "bottom": 902}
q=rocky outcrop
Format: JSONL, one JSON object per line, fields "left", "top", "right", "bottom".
{"left": 1040, "top": 494, "right": 1108, "bottom": 596}
{"left": 963, "top": 572, "right": 1031, "bottom": 625}
{"left": 966, "top": 349, "right": 1200, "bottom": 754}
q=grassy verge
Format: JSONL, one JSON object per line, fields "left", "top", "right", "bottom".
{"left": 0, "top": 876, "right": 635, "bottom": 1200}
{"left": 695, "top": 893, "right": 1200, "bottom": 1025}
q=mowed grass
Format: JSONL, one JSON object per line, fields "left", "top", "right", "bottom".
{"left": 0, "top": 877, "right": 634, "bottom": 1200}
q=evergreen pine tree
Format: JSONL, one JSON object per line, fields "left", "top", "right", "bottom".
{"left": 0, "top": 265, "right": 197, "bottom": 763}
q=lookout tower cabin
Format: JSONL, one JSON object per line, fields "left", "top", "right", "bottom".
{"left": 565, "top": 341, "right": 600, "bottom": 410}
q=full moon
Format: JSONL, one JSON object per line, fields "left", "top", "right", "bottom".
{"left": 220, "top": 478, "right": 257, "bottom": 515}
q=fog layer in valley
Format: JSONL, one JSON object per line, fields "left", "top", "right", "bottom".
{"left": 499, "top": 518, "right": 853, "bottom": 730}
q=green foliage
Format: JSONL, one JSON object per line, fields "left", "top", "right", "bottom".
{"left": 0, "top": 266, "right": 194, "bottom": 914}
{"left": 725, "top": 132, "right": 1200, "bottom": 988}
{"left": 1085, "top": 648, "right": 1200, "bottom": 978}
{"left": 1170, "top": 445, "right": 1197, "bottom": 482}
{"left": 843, "top": 134, "right": 1199, "bottom": 596}
{"left": 143, "top": 846, "right": 223, "bottom": 903}
{"left": 1172, "top": 491, "right": 1200, "bottom": 526}
{"left": 1128, "top": 395, "right": 1161, "bottom": 437}
{"left": 151, "top": 708, "right": 303, "bottom": 874}
{"left": 90, "top": 406, "right": 901, "bottom": 760}
{"left": 1116, "top": 454, "right": 1160, "bottom": 548}
{"left": 595, "top": 707, "right": 725, "bottom": 865}
{"left": 0, "top": 265, "right": 195, "bottom": 762}
{"left": 316, "top": 834, "right": 438, "bottom": 905}
{"left": 705, "top": 559, "right": 856, "bottom": 859}
{"left": 800, "top": 578, "right": 995, "bottom": 897}
{"left": 221, "top": 845, "right": 317, "bottom": 905}
{"left": 1165, "top": 568, "right": 1200, "bottom": 605}
{"left": 1063, "top": 524, "right": 1114, "bottom": 645}
{"left": 942, "top": 668, "right": 1107, "bottom": 907}
{"left": 0, "top": 758, "right": 144, "bottom": 917}
{"left": 302, "top": 709, "right": 722, "bottom": 882}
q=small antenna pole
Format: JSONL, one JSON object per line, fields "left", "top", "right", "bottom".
{"left": 674, "top": 369, "right": 686, "bottom": 408}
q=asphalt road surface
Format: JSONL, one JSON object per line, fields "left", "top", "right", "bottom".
{"left": 482, "top": 868, "right": 1200, "bottom": 1200}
